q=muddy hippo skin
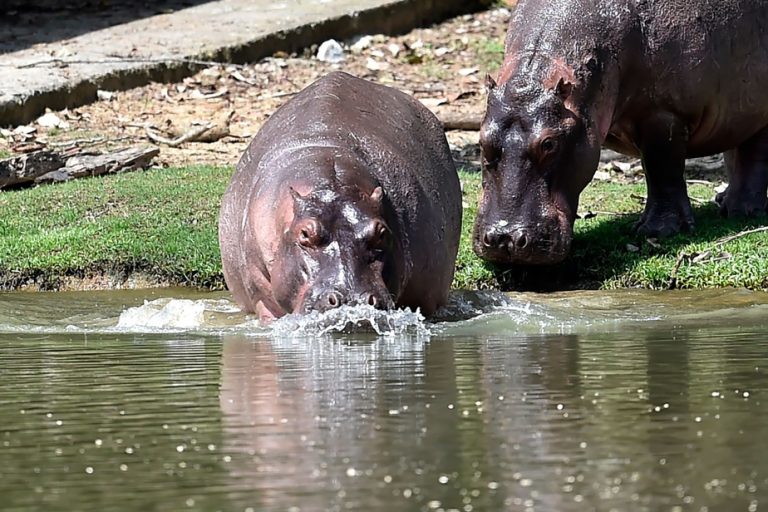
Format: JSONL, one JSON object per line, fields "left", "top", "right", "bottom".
{"left": 219, "top": 71, "right": 462, "bottom": 321}
{"left": 473, "top": 0, "right": 768, "bottom": 265}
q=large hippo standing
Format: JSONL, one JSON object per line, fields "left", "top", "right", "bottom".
{"left": 219, "top": 71, "right": 462, "bottom": 321}
{"left": 473, "top": 0, "right": 768, "bottom": 265}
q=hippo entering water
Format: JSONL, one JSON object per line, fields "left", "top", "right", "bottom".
{"left": 473, "top": 0, "right": 768, "bottom": 266}
{"left": 219, "top": 71, "right": 462, "bottom": 321}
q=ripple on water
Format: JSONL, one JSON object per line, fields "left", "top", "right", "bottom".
{"left": 2, "top": 288, "right": 767, "bottom": 337}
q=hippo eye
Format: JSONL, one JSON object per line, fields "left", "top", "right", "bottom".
{"left": 540, "top": 137, "right": 557, "bottom": 154}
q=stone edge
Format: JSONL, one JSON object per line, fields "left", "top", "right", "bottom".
{"left": 0, "top": 0, "right": 492, "bottom": 127}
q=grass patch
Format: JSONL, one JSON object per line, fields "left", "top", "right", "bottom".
{"left": 0, "top": 149, "right": 12, "bottom": 159}
{"left": 469, "top": 38, "right": 505, "bottom": 76}
{"left": 0, "top": 165, "right": 230, "bottom": 289}
{"left": 0, "top": 165, "right": 766, "bottom": 291}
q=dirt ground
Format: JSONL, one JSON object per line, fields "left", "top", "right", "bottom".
{"left": 1, "top": 7, "right": 517, "bottom": 174}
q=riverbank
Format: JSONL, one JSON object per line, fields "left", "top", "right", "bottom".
{"left": 1, "top": 163, "right": 766, "bottom": 292}
{"left": 1, "top": 5, "right": 766, "bottom": 293}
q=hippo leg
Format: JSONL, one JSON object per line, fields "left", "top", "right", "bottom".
{"left": 715, "top": 125, "right": 768, "bottom": 217}
{"left": 634, "top": 113, "right": 695, "bottom": 237}
{"left": 256, "top": 301, "right": 277, "bottom": 324}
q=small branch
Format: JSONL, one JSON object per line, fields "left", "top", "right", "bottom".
{"left": 714, "top": 226, "right": 768, "bottom": 246}
{"left": 667, "top": 225, "right": 768, "bottom": 289}
{"left": 255, "top": 90, "right": 299, "bottom": 101}
{"left": 439, "top": 112, "right": 482, "bottom": 131}
{"left": 145, "top": 123, "right": 213, "bottom": 147}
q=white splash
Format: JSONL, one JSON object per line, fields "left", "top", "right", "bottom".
{"left": 114, "top": 298, "right": 257, "bottom": 333}
{"left": 117, "top": 299, "right": 206, "bottom": 330}
{"left": 272, "top": 304, "right": 430, "bottom": 338}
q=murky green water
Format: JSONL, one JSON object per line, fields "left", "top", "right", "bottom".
{"left": 1, "top": 289, "right": 767, "bottom": 511}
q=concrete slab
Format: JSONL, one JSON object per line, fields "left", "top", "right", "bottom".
{"left": 0, "top": 0, "right": 490, "bottom": 127}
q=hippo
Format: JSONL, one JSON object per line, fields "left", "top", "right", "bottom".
{"left": 473, "top": 0, "right": 768, "bottom": 265}
{"left": 219, "top": 71, "right": 462, "bottom": 321}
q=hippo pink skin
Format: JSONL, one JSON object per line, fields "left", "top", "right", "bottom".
{"left": 219, "top": 71, "right": 462, "bottom": 321}
{"left": 473, "top": 0, "right": 768, "bottom": 265}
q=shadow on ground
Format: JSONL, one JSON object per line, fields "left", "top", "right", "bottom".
{"left": 1, "top": 0, "right": 217, "bottom": 54}
{"left": 481, "top": 201, "right": 766, "bottom": 292}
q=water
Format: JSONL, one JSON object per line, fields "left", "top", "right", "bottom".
{"left": 1, "top": 288, "right": 767, "bottom": 511}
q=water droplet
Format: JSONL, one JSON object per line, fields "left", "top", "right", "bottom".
{"left": 346, "top": 468, "right": 356, "bottom": 477}
{"left": 120, "top": 464, "right": 128, "bottom": 471}
{"left": 438, "top": 475, "right": 449, "bottom": 484}
{"left": 85, "top": 466, "right": 94, "bottom": 474}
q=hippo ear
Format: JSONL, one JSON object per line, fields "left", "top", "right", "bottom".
{"left": 370, "top": 186, "right": 384, "bottom": 203}
{"left": 485, "top": 73, "right": 497, "bottom": 92}
{"left": 289, "top": 186, "right": 307, "bottom": 211}
{"left": 554, "top": 77, "right": 573, "bottom": 101}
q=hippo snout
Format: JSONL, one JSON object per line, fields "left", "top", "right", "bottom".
{"left": 473, "top": 220, "right": 571, "bottom": 265}
{"left": 311, "top": 288, "right": 393, "bottom": 312}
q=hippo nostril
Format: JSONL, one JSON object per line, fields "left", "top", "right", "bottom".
{"left": 515, "top": 231, "right": 528, "bottom": 249}
{"left": 482, "top": 232, "right": 493, "bottom": 247}
{"left": 326, "top": 291, "right": 341, "bottom": 308}
{"left": 367, "top": 294, "right": 378, "bottom": 307}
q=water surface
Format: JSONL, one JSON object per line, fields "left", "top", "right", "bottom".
{"left": 0, "top": 289, "right": 766, "bottom": 511}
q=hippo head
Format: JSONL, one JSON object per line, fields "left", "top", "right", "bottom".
{"left": 270, "top": 185, "right": 402, "bottom": 315}
{"left": 473, "top": 73, "right": 601, "bottom": 265}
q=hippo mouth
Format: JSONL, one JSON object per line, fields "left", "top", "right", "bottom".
{"left": 472, "top": 213, "right": 573, "bottom": 266}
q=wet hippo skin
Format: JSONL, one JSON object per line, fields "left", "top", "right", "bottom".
{"left": 219, "top": 71, "right": 462, "bottom": 321}
{"left": 473, "top": 0, "right": 768, "bottom": 266}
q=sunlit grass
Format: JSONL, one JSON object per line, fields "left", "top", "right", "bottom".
{"left": 0, "top": 165, "right": 766, "bottom": 291}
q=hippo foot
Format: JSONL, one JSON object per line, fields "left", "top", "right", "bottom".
{"left": 633, "top": 206, "right": 695, "bottom": 238}
{"left": 715, "top": 188, "right": 768, "bottom": 218}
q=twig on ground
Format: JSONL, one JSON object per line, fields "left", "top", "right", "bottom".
{"left": 145, "top": 123, "right": 214, "bottom": 147}
{"left": 668, "top": 225, "right": 768, "bottom": 289}
{"left": 713, "top": 226, "right": 768, "bottom": 246}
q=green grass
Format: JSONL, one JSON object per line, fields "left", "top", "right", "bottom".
{"left": 0, "top": 165, "right": 229, "bottom": 290}
{"left": 0, "top": 149, "right": 11, "bottom": 159}
{"left": 0, "top": 165, "right": 766, "bottom": 291}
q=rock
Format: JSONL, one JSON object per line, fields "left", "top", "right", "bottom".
{"left": 316, "top": 39, "right": 345, "bottom": 63}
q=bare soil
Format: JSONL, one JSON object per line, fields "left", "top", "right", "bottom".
{"left": 2, "top": 7, "right": 517, "bottom": 173}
